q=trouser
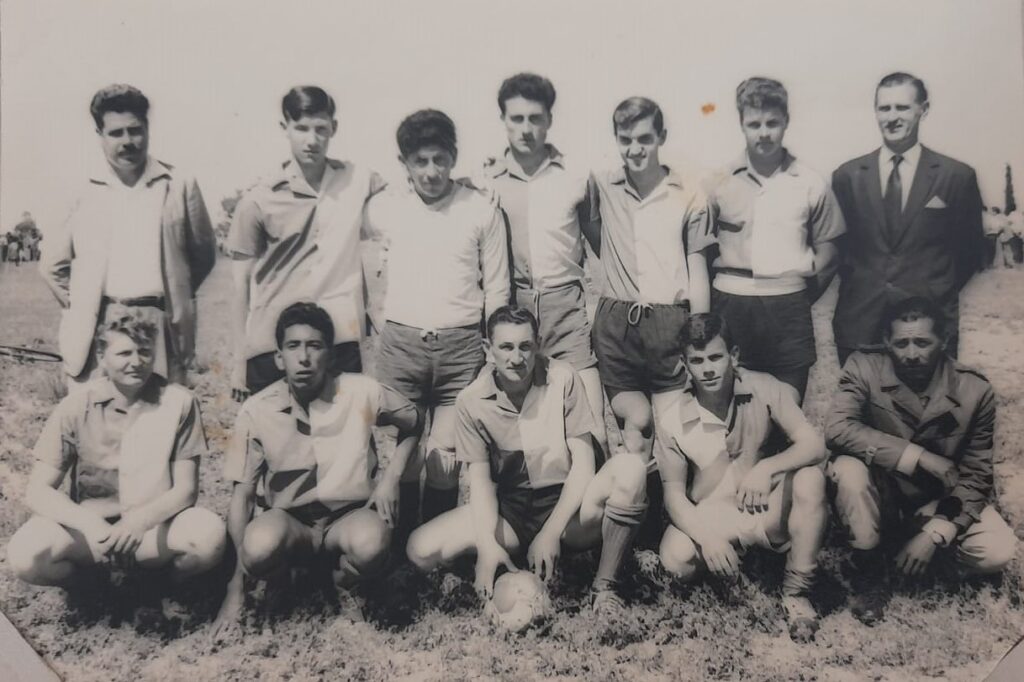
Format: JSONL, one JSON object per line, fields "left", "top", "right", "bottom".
{"left": 827, "top": 455, "right": 1016, "bottom": 573}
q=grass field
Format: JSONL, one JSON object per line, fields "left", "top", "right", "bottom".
{"left": 1, "top": 257, "right": 1023, "bottom": 681}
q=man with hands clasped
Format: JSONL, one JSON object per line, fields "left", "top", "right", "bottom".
{"left": 653, "top": 313, "right": 829, "bottom": 642}
{"left": 406, "top": 306, "right": 648, "bottom": 617}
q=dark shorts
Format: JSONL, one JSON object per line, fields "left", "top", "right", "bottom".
{"left": 514, "top": 282, "right": 597, "bottom": 371}
{"left": 592, "top": 297, "right": 689, "bottom": 396}
{"left": 247, "top": 341, "right": 362, "bottom": 395}
{"left": 498, "top": 484, "right": 564, "bottom": 551}
{"left": 281, "top": 500, "right": 366, "bottom": 552}
{"left": 375, "top": 321, "right": 485, "bottom": 406}
{"left": 712, "top": 289, "right": 816, "bottom": 372}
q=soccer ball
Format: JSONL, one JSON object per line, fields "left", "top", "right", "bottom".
{"left": 484, "top": 571, "right": 554, "bottom": 633}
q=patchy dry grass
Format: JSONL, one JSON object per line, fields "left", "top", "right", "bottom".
{"left": 1, "top": 259, "right": 1023, "bottom": 681}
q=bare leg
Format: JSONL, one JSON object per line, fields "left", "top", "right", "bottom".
{"left": 609, "top": 390, "right": 654, "bottom": 460}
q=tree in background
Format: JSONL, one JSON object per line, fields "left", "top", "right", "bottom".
{"left": 1005, "top": 163, "right": 1016, "bottom": 213}
{"left": 215, "top": 189, "right": 243, "bottom": 255}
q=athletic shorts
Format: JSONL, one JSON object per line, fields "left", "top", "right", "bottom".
{"left": 712, "top": 289, "right": 815, "bottom": 373}
{"left": 514, "top": 281, "right": 597, "bottom": 371}
{"left": 375, "top": 321, "right": 485, "bottom": 406}
{"left": 247, "top": 341, "right": 362, "bottom": 395}
{"left": 591, "top": 297, "right": 689, "bottom": 396}
{"left": 498, "top": 484, "right": 564, "bottom": 550}
{"left": 281, "top": 500, "right": 366, "bottom": 553}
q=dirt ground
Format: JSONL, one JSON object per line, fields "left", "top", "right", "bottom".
{"left": 1, "top": 258, "right": 1023, "bottom": 682}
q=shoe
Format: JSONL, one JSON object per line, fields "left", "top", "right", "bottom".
{"left": 782, "top": 595, "right": 819, "bottom": 643}
{"left": 590, "top": 589, "right": 626, "bottom": 619}
{"left": 849, "top": 587, "right": 887, "bottom": 626}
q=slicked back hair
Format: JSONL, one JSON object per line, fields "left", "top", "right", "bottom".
{"left": 498, "top": 73, "right": 556, "bottom": 115}
{"left": 396, "top": 109, "right": 457, "bottom": 159}
{"left": 486, "top": 305, "right": 539, "bottom": 340}
{"left": 94, "top": 310, "right": 158, "bottom": 355}
{"left": 90, "top": 84, "right": 150, "bottom": 129}
{"left": 736, "top": 77, "right": 788, "bottom": 120}
{"left": 281, "top": 86, "right": 336, "bottom": 121}
{"left": 881, "top": 296, "right": 947, "bottom": 340}
{"left": 876, "top": 72, "right": 929, "bottom": 104}
{"left": 678, "top": 313, "right": 734, "bottom": 352}
{"left": 275, "top": 302, "right": 335, "bottom": 349}
{"left": 612, "top": 97, "right": 664, "bottom": 135}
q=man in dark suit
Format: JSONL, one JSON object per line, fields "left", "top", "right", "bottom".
{"left": 831, "top": 72, "right": 984, "bottom": 364}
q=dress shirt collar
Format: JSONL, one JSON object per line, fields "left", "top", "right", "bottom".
{"left": 272, "top": 158, "right": 346, "bottom": 197}
{"left": 879, "top": 142, "right": 921, "bottom": 174}
{"left": 479, "top": 355, "right": 551, "bottom": 412}
{"left": 878, "top": 353, "right": 959, "bottom": 406}
{"left": 487, "top": 144, "right": 565, "bottom": 180}
{"left": 730, "top": 148, "right": 800, "bottom": 181}
{"left": 679, "top": 370, "right": 753, "bottom": 430}
{"left": 90, "top": 155, "right": 172, "bottom": 188}
{"left": 610, "top": 165, "right": 684, "bottom": 201}
{"left": 90, "top": 374, "right": 164, "bottom": 409}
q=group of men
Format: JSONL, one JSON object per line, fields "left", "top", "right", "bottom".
{"left": 983, "top": 205, "right": 1024, "bottom": 269}
{"left": 6, "top": 70, "right": 1016, "bottom": 643}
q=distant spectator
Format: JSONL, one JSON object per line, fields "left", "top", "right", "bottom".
{"left": 996, "top": 208, "right": 1016, "bottom": 268}
{"left": 0, "top": 232, "right": 8, "bottom": 263}
{"left": 981, "top": 207, "right": 1001, "bottom": 269}
{"left": 1009, "top": 209, "right": 1024, "bottom": 265}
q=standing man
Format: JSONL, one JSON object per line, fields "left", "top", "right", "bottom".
{"left": 709, "top": 77, "right": 845, "bottom": 401}
{"left": 214, "top": 303, "right": 422, "bottom": 632}
{"left": 228, "top": 86, "right": 385, "bottom": 400}
{"left": 407, "top": 306, "right": 648, "bottom": 615}
{"left": 583, "top": 97, "right": 716, "bottom": 460}
{"left": 981, "top": 206, "right": 1002, "bottom": 269}
{"left": 41, "top": 84, "right": 216, "bottom": 388}
{"left": 654, "top": 313, "right": 828, "bottom": 642}
{"left": 477, "top": 72, "right": 607, "bottom": 457}
{"left": 832, "top": 72, "right": 984, "bottom": 363}
{"left": 826, "top": 297, "right": 1016, "bottom": 625}
{"left": 363, "top": 109, "right": 510, "bottom": 534}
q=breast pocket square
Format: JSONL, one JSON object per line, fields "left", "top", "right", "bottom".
{"left": 925, "top": 196, "right": 948, "bottom": 209}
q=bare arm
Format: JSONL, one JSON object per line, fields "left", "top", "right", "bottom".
{"left": 231, "top": 256, "right": 255, "bottom": 400}
{"left": 810, "top": 241, "right": 840, "bottom": 302}
{"left": 469, "top": 461, "right": 515, "bottom": 597}
{"left": 25, "top": 460, "right": 111, "bottom": 540}
{"left": 535, "top": 435, "right": 595, "bottom": 549}
{"left": 687, "top": 251, "right": 711, "bottom": 313}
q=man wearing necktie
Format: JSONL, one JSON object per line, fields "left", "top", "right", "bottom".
{"left": 831, "top": 73, "right": 984, "bottom": 364}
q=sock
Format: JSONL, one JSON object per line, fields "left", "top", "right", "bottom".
{"left": 421, "top": 484, "right": 459, "bottom": 524}
{"left": 395, "top": 480, "right": 421, "bottom": 543}
{"left": 593, "top": 499, "right": 648, "bottom": 592}
{"left": 782, "top": 563, "right": 817, "bottom": 598}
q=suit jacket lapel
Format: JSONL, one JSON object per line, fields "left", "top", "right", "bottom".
{"left": 896, "top": 146, "right": 941, "bottom": 246}
{"left": 859, "top": 150, "right": 887, "bottom": 238}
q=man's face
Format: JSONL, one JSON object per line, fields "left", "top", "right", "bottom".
{"left": 682, "top": 336, "right": 737, "bottom": 397}
{"left": 741, "top": 106, "right": 788, "bottom": 162}
{"left": 616, "top": 116, "right": 665, "bottom": 174}
{"left": 886, "top": 317, "right": 945, "bottom": 386}
{"left": 502, "top": 96, "right": 551, "bottom": 156}
{"left": 486, "top": 321, "right": 538, "bottom": 384}
{"left": 282, "top": 113, "right": 336, "bottom": 166}
{"left": 98, "top": 111, "right": 148, "bottom": 176}
{"left": 875, "top": 83, "right": 928, "bottom": 149}
{"left": 99, "top": 331, "right": 154, "bottom": 390}
{"left": 402, "top": 145, "right": 455, "bottom": 200}
{"left": 275, "top": 323, "right": 330, "bottom": 394}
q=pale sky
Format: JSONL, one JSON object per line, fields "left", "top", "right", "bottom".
{"left": 2, "top": 0, "right": 1023, "bottom": 233}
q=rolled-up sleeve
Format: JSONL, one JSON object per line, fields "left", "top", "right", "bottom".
{"left": 223, "top": 407, "right": 265, "bottom": 487}
{"left": 172, "top": 395, "right": 208, "bottom": 462}
{"left": 455, "top": 396, "right": 490, "bottom": 466}
{"left": 226, "top": 193, "right": 266, "bottom": 258}
{"left": 33, "top": 399, "right": 78, "bottom": 475}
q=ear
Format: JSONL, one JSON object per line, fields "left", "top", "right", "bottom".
{"left": 658, "top": 128, "right": 668, "bottom": 145}
{"left": 280, "top": 119, "right": 287, "bottom": 132}
{"left": 330, "top": 119, "right": 338, "bottom": 137}
{"left": 920, "top": 101, "right": 930, "bottom": 119}
{"left": 729, "top": 345, "right": 741, "bottom": 368}
{"left": 274, "top": 350, "right": 285, "bottom": 372}
{"left": 482, "top": 337, "right": 494, "bottom": 363}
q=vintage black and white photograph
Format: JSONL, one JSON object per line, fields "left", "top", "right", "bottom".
{"left": 1, "top": 0, "right": 1023, "bottom": 680}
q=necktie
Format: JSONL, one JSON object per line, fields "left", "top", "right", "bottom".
{"left": 884, "top": 154, "right": 904, "bottom": 237}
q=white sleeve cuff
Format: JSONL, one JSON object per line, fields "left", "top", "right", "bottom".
{"left": 896, "top": 443, "right": 924, "bottom": 476}
{"left": 923, "top": 517, "right": 959, "bottom": 547}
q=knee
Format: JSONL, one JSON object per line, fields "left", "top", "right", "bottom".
{"left": 659, "top": 529, "right": 700, "bottom": 582}
{"left": 962, "top": 531, "right": 1018, "bottom": 575}
{"left": 792, "top": 467, "right": 826, "bottom": 508}
{"left": 609, "top": 452, "right": 648, "bottom": 503}
{"left": 173, "top": 508, "right": 227, "bottom": 568}
{"left": 406, "top": 526, "right": 439, "bottom": 573}
{"left": 830, "top": 455, "right": 871, "bottom": 493}
{"left": 7, "top": 524, "right": 53, "bottom": 584}
{"left": 344, "top": 517, "right": 390, "bottom": 569}
{"left": 240, "top": 516, "right": 289, "bottom": 577}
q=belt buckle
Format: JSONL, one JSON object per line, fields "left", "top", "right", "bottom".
{"left": 420, "top": 328, "right": 439, "bottom": 342}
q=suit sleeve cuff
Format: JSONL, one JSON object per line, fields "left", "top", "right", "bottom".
{"left": 922, "top": 518, "right": 959, "bottom": 547}
{"left": 896, "top": 443, "right": 924, "bottom": 476}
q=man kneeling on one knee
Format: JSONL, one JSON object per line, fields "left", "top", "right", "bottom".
{"left": 826, "top": 297, "right": 1017, "bottom": 626}
{"left": 407, "top": 306, "right": 648, "bottom": 616}
{"left": 214, "top": 302, "right": 422, "bottom": 632}
{"left": 7, "top": 312, "right": 226, "bottom": 592}
{"left": 653, "top": 313, "right": 828, "bottom": 642}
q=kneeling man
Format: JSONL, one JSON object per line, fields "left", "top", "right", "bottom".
{"left": 7, "top": 312, "right": 226, "bottom": 592}
{"left": 654, "top": 313, "right": 828, "bottom": 642}
{"left": 407, "top": 306, "right": 647, "bottom": 615}
{"left": 826, "top": 297, "right": 1017, "bottom": 625}
{"left": 216, "top": 302, "right": 422, "bottom": 627}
